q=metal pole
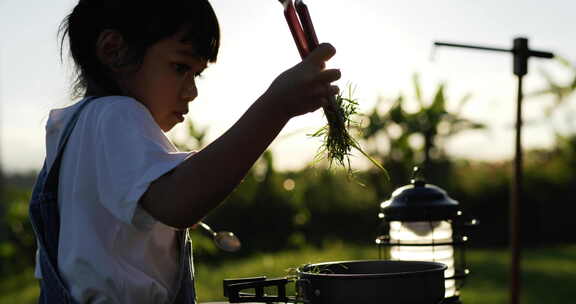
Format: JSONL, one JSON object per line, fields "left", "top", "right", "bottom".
{"left": 433, "top": 37, "right": 554, "bottom": 304}
{"left": 434, "top": 42, "right": 510, "bottom": 54}
{"left": 511, "top": 74, "right": 523, "bottom": 304}
{"left": 510, "top": 37, "right": 529, "bottom": 304}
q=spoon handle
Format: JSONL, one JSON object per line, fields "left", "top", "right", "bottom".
{"left": 198, "top": 221, "right": 216, "bottom": 236}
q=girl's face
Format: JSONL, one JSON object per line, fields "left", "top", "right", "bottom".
{"left": 119, "top": 31, "right": 208, "bottom": 132}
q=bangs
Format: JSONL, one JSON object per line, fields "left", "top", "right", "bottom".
{"left": 179, "top": 6, "right": 220, "bottom": 63}
{"left": 128, "top": 0, "right": 221, "bottom": 62}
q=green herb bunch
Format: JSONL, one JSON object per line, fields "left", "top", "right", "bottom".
{"left": 310, "top": 85, "right": 388, "bottom": 179}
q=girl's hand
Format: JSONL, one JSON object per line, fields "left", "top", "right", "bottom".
{"left": 263, "top": 43, "right": 341, "bottom": 119}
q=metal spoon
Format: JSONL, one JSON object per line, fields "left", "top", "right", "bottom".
{"left": 198, "top": 222, "right": 241, "bottom": 252}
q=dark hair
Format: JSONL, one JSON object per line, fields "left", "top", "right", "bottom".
{"left": 59, "top": 0, "right": 220, "bottom": 98}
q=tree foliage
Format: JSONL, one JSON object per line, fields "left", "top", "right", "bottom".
{"left": 361, "top": 74, "right": 485, "bottom": 186}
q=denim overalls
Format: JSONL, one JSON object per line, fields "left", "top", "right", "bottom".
{"left": 29, "top": 97, "right": 196, "bottom": 304}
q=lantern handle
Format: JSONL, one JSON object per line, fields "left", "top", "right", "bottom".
{"left": 410, "top": 166, "right": 426, "bottom": 185}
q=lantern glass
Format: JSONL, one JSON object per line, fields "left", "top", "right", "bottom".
{"left": 388, "top": 220, "right": 458, "bottom": 298}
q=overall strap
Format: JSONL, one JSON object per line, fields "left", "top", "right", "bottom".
{"left": 30, "top": 97, "right": 98, "bottom": 304}
{"left": 44, "top": 97, "right": 97, "bottom": 192}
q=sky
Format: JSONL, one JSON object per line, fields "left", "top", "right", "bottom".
{"left": 1, "top": 0, "right": 575, "bottom": 174}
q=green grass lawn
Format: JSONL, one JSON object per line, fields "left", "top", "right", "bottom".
{"left": 461, "top": 245, "right": 576, "bottom": 304}
{"left": 2, "top": 244, "right": 575, "bottom": 304}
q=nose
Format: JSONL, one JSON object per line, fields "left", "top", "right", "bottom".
{"left": 181, "top": 73, "right": 198, "bottom": 101}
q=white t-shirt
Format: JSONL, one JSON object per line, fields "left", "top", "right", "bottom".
{"left": 35, "top": 96, "right": 192, "bottom": 304}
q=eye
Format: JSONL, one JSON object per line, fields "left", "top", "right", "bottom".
{"left": 172, "top": 63, "right": 191, "bottom": 75}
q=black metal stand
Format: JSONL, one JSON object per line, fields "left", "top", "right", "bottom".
{"left": 433, "top": 37, "right": 554, "bottom": 304}
{"left": 223, "top": 276, "right": 292, "bottom": 303}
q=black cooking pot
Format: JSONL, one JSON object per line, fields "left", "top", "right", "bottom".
{"left": 296, "top": 260, "right": 447, "bottom": 304}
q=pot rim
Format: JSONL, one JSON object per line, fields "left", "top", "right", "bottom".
{"left": 297, "top": 259, "right": 447, "bottom": 279}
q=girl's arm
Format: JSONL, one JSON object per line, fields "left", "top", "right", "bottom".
{"left": 140, "top": 44, "right": 340, "bottom": 229}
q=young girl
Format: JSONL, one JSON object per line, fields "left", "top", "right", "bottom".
{"left": 29, "top": 0, "right": 340, "bottom": 303}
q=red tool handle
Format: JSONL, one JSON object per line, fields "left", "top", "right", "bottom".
{"left": 281, "top": 0, "right": 339, "bottom": 114}
{"left": 283, "top": 0, "right": 308, "bottom": 58}
{"left": 295, "top": 0, "right": 319, "bottom": 50}
{"left": 282, "top": 0, "right": 319, "bottom": 59}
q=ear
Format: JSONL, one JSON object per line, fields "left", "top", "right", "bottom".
{"left": 96, "top": 29, "right": 127, "bottom": 72}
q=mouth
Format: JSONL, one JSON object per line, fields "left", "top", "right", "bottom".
{"left": 174, "top": 111, "right": 188, "bottom": 122}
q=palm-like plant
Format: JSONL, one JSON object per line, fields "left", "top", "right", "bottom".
{"left": 530, "top": 56, "right": 576, "bottom": 169}
{"left": 534, "top": 57, "right": 576, "bottom": 111}
{"left": 363, "top": 74, "right": 485, "bottom": 169}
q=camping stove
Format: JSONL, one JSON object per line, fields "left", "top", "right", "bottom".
{"left": 218, "top": 260, "right": 448, "bottom": 304}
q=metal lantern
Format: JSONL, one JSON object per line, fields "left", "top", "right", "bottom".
{"left": 376, "top": 175, "right": 477, "bottom": 303}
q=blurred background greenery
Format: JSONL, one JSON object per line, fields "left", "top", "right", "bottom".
{"left": 1, "top": 62, "right": 575, "bottom": 303}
